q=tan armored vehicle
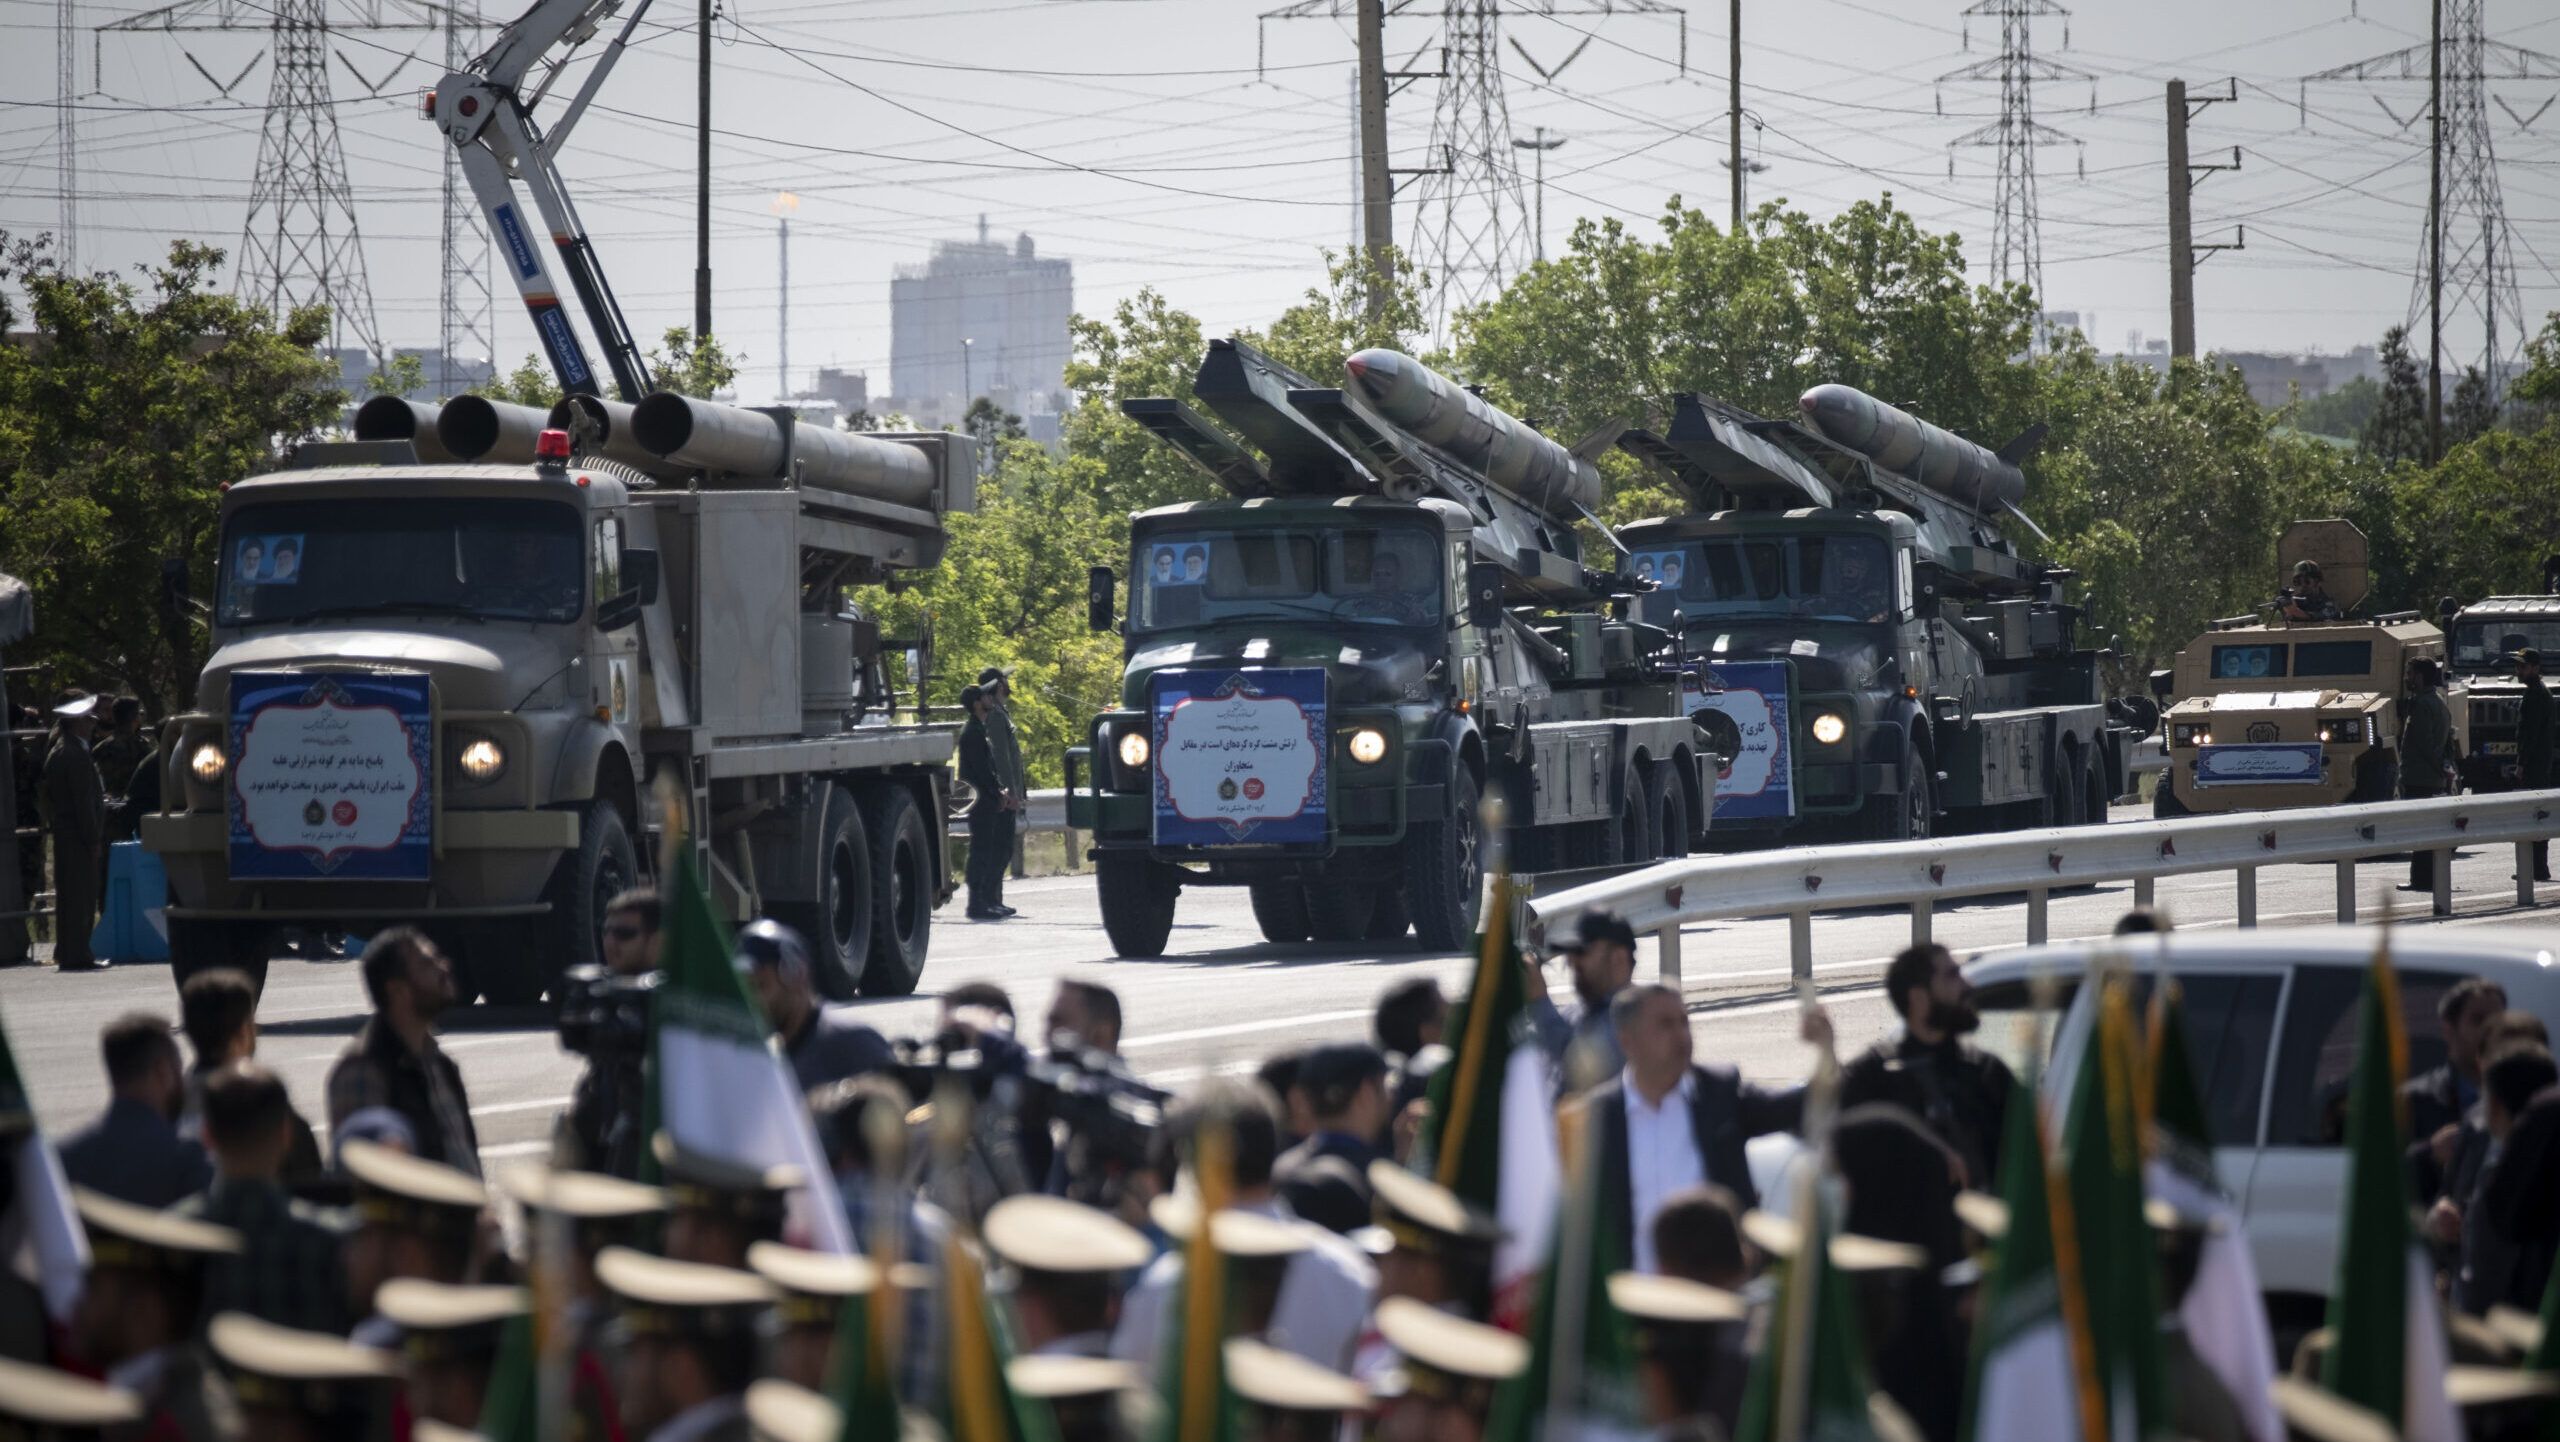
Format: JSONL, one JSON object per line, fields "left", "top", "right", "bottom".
{"left": 2151, "top": 520, "right": 2466, "bottom": 816}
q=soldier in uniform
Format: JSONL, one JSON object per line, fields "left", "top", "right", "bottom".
{"left": 2402, "top": 656, "right": 2460, "bottom": 892}
{"left": 498, "top": 1163, "right": 666, "bottom": 1442}
{"left": 39, "top": 691, "right": 107, "bottom": 971}
{"left": 744, "top": 1241, "right": 876, "bottom": 1392}
{"left": 338, "top": 1141, "right": 491, "bottom": 1350}
{"left": 1367, "top": 1297, "right": 1528, "bottom": 1442}
{"left": 1225, "top": 1336, "right": 1369, "bottom": 1442}
{"left": 2282, "top": 559, "right": 2344, "bottom": 622}
{"left": 0, "top": 1355, "right": 145, "bottom": 1436}
{"left": 91, "top": 699, "right": 149, "bottom": 802}
{"left": 205, "top": 1311, "right": 399, "bottom": 1442}
{"left": 68, "top": 1189, "right": 244, "bottom": 1442}
{"left": 957, "top": 685, "right": 1010, "bottom": 922}
{"left": 652, "top": 1133, "right": 798, "bottom": 1271}
{"left": 372, "top": 1280, "right": 523, "bottom": 1430}
{"left": 2515, "top": 649, "right": 2552, "bottom": 882}
{"left": 595, "top": 1246, "right": 775, "bottom": 1442}
{"left": 980, "top": 1194, "right": 1153, "bottom": 1358}
{"left": 1608, "top": 1270, "right": 1749, "bottom": 1442}
{"left": 1005, "top": 1356, "right": 1149, "bottom": 1442}
{"left": 1839, "top": 943, "right": 2015, "bottom": 1191}
{"left": 1348, "top": 1160, "right": 1503, "bottom": 1384}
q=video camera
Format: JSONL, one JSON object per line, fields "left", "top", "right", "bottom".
{"left": 885, "top": 1027, "right": 1166, "bottom": 1208}
{"left": 557, "top": 964, "right": 660, "bottom": 1060}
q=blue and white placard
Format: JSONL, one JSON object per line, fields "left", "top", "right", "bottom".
{"left": 1149, "top": 668, "right": 1328, "bottom": 847}
{"left": 228, "top": 671, "right": 434, "bottom": 880}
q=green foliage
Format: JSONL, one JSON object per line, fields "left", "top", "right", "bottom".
{"left": 645, "top": 328, "right": 740, "bottom": 398}
{"left": 366, "top": 352, "right": 428, "bottom": 400}
{"left": 1061, "top": 289, "right": 1221, "bottom": 518}
{"left": 1244, "top": 246, "right": 1433, "bottom": 381}
{"left": 2361, "top": 326, "right": 2429, "bottom": 464}
{"left": 0, "top": 236, "right": 342, "bottom": 714}
{"left": 477, "top": 353, "right": 563, "bottom": 410}
{"left": 2294, "top": 375, "right": 2379, "bottom": 439}
{"left": 963, "top": 396, "right": 1025, "bottom": 451}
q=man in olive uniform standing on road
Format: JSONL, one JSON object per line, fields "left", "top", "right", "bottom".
{"left": 959, "top": 681, "right": 1018, "bottom": 921}
{"left": 979, "top": 668, "right": 1026, "bottom": 912}
{"left": 2403, "top": 657, "right": 2460, "bottom": 892}
{"left": 41, "top": 691, "right": 107, "bottom": 971}
{"left": 2517, "top": 649, "right": 2553, "bottom": 882}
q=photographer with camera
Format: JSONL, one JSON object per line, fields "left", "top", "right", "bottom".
{"left": 557, "top": 888, "right": 662, "bottom": 1179}
{"left": 735, "top": 919, "right": 893, "bottom": 1090}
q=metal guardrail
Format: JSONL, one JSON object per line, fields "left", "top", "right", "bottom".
{"left": 1526, "top": 788, "right": 2560, "bottom": 984}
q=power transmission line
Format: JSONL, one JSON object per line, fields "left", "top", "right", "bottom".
{"left": 1936, "top": 0, "right": 2091, "bottom": 303}
{"left": 436, "top": 0, "right": 489, "bottom": 393}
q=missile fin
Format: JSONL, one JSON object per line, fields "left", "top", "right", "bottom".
{"left": 1993, "top": 421, "right": 2049, "bottom": 467}
{"left": 1569, "top": 417, "right": 1631, "bottom": 462}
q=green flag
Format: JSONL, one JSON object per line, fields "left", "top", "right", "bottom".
{"left": 1961, "top": 1076, "right": 2087, "bottom": 1442}
{"left": 1412, "top": 883, "right": 1528, "bottom": 1211}
{"left": 822, "top": 1266, "right": 902, "bottom": 1442}
{"left": 475, "top": 1313, "right": 538, "bottom": 1442}
{"left": 2059, "top": 977, "right": 2169, "bottom": 1440}
{"left": 1485, "top": 1105, "right": 1640, "bottom": 1442}
{"left": 1733, "top": 1185, "right": 1885, "bottom": 1442}
{"left": 2145, "top": 982, "right": 2216, "bottom": 1191}
{"left": 930, "top": 1231, "right": 1059, "bottom": 1442}
{"left": 2317, "top": 941, "right": 2460, "bottom": 1441}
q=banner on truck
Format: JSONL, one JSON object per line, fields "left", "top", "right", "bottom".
{"left": 228, "top": 671, "right": 434, "bottom": 880}
{"left": 1149, "top": 668, "right": 1328, "bottom": 847}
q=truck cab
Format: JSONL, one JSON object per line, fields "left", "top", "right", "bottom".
{"left": 2449, "top": 593, "right": 2560, "bottom": 792}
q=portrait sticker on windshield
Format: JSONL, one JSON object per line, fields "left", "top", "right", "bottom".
{"left": 232, "top": 533, "right": 306, "bottom": 586}
{"left": 227, "top": 671, "right": 433, "bottom": 880}
{"left": 1630, "top": 550, "right": 1686, "bottom": 590}
{"left": 1149, "top": 667, "right": 1328, "bottom": 847}
{"left": 1147, "top": 543, "right": 1210, "bottom": 587}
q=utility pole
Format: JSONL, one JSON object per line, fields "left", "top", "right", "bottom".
{"left": 2428, "top": 0, "right": 2444, "bottom": 462}
{"left": 57, "top": 0, "right": 75, "bottom": 273}
{"left": 1511, "top": 128, "right": 1564, "bottom": 263}
{"left": 2165, "top": 78, "right": 2238, "bottom": 359}
{"left": 1729, "top": 0, "right": 1742, "bottom": 232}
{"left": 774, "top": 193, "right": 796, "bottom": 402}
{"left": 1356, "top": 0, "right": 1390, "bottom": 320}
{"left": 695, "top": 0, "right": 712, "bottom": 341}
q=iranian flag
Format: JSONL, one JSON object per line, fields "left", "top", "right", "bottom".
{"left": 1733, "top": 1172, "right": 1891, "bottom": 1442}
{"left": 2059, "top": 977, "right": 2170, "bottom": 1442}
{"left": 2316, "top": 939, "right": 2461, "bottom": 1442}
{"left": 644, "top": 842, "right": 853, "bottom": 1255}
{"left": 1486, "top": 1098, "right": 1642, "bottom": 1442}
{"left": 1412, "top": 877, "right": 1559, "bottom": 1323}
{"left": 1961, "top": 1076, "right": 2084, "bottom": 1442}
{"left": 0, "top": 995, "right": 85, "bottom": 1323}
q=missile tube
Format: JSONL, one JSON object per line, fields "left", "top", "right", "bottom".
{"left": 436, "top": 395, "right": 556, "bottom": 466}
{"left": 1343, "top": 348, "right": 1601, "bottom": 523}
{"left": 629, "top": 393, "right": 939, "bottom": 509}
{"left": 351, "top": 396, "right": 460, "bottom": 464}
{"left": 549, "top": 395, "right": 687, "bottom": 480}
{"left": 1796, "top": 384, "right": 2026, "bottom": 512}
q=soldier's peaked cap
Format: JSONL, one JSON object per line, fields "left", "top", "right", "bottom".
{"left": 744, "top": 1379, "right": 842, "bottom": 1442}
{"left": 1005, "top": 1355, "right": 1144, "bottom": 1401}
{"left": 595, "top": 1246, "right": 776, "bottom": 1340}
{"left": 0, "top": 1356, "right": 143, "bottom": 1427}
{"left": 983, "top": 1194, "right": 1152, "bottom": 1274}
{"left": 340, "top": 1139, "right": 487, "bottom": 1233}
{"left": 1146, "top": 1195, "right": 1310, "bottom": 1259}
{"left": 497, "top": 1160, "right": 665, "bottom": 1220}
{"left": 1366, "top": 1160, "right": 1500, "bottom": 1252}
{"left": 1373, "top": 1295, "right": 1528, "bottom": 1397}
{"left": 652, "top": 1132, "right": 802, "bottom": 1214}
{"left": 1223, "top": 1338, "right": 1369, "bottom": 1415}
{"left": 747, "top": 1241, "right": 876, "bottom": 1328}
{"left": 373, "top": 1280, "right": 526, "bottom": 1335}
{"left": 208, "top": 1312, "right": 397, "bottom": 1414}
{"left": 73, "top": 1186, "right": 241, "bottom": 1270}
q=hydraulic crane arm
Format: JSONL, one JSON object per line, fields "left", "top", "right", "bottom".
{"left": 430, "top": 0, "right": 653, "bottom": 401}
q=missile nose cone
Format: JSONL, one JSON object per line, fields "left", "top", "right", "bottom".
{"left": 1344, "top": 354, "right": 1368, "bottom": 379}
{"left": 1344, "top": 348, "right": 1400, "bottom": 395}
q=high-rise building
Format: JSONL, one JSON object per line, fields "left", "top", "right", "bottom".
{"left": 889, "top": 217, "right": 1072, "bottom": 442}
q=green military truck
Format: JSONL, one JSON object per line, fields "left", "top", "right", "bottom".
{"left": 1613, "top": 387, "right": 2134, "bottom": 842}
{"left": 1064, "top": 340, "right": 1715, "bottom": 957}
{"left": 2450, "top": 564, "right": 2560, "bottom": 793}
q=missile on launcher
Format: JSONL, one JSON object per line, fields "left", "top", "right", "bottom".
{"left": 1342, "top": 349, "right": 1603, "bottom": 523}
{"left": 1796, "top": 384, "right": 2026, "bottom": 513}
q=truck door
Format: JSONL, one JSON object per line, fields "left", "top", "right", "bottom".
{"left": 590, "top": 510, "right": 639, "bottom": 728}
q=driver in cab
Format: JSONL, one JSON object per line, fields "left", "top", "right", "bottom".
{"left": 1356, "top": 550, "right": 1430, "bottom": 625}
{"left": 1826, "top": 545, "right": 1889, "bottom": 623}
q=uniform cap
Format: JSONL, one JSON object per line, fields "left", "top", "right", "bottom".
{"left": 1366, "top": 1160, "right": 1500, "bottom": 1253}
{"left": 1146, "top": 1196, "right": 1311, "bottom": 1259}
{"left": 651, "top": 1132, "right": 803, "bottom": 1217}
{"left": 2293, "top": 559, "right": 2323, "bottom": 579}
{"left": 594, "top": 1246, "right": 777, "bottom": 1340}
{"left": 373, "top": 1279, "right": 526, "bottom": 1357}
{"left": 744, "top": 1378, "right": 842, "bottom": 1442}
{"left": 50, "top": 691, "right": 98, "bottom": 719}
{"left": 1223, "top": 1338, "right": 1368, "bottom": 1415}
{"left": 2269, "top": 1375, "right": 2395, "bottom": 1442}
{"left": 412, "top": 1422, "right": 490, "bottom": 1442}
{"left": 341, "top": 1139, "right": 488, "bottom": 1236}
{"left": 958, "top": 685, "right": 985, "bottom": 709}
{"left": 497, "top": 1161, "right": 666, "bottom": 1220}
{"left": 2446, "top": 1366, "right": 2558, "bottom": 1408}
{"left": 1604, "top": 1271, "right": 1747, "bottom": 1326}
{"left": 0, "top": 1356, "right": 143, "bottom": 1426}
{"left": 747, "top": 1241, "right": 876, "bottom": 1328}
{"left": 208, "top": 1312, "right": 398, "bottom": 1415}
{"left": 2510, "top": 648, "right": 2543, "bottom": 668}
{"left": 74, "top": 1186, "right": 241, "bottom": 1270}
{"left": 1004, "top": 1355, "right": 1144, "bottom": 1401}
{"left": 1566, "top": 908, "right": 1637, "bottom": 953}
{"left": 983, "top": 1194, "right": 1153, "bottom": 1275}
{"left": 1373, "top": 1295, "right": 1529, "bottom": 1393}
{"left": 976, "top": 666, "right": 1012, "bottom": 685}
{"left": 1952, "top": 1190, "right": 2009, "bottom": 1241}
{"left": 2486, "top": 1304, "right": 2545, "bottom": 1356}
{"left": 1740, "top": 1211, "right": 1927, "bottom": 1272}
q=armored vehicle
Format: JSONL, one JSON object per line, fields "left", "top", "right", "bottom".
{"left": 1064, "top": 340, "right": 1715, "bottom": 957}
{"left": 2150, "top": 520, "right": 2463, "bottom": 816}
{"left": 2449, "top": 565, "right": 2560, "bottom": 792}
{"left": 142, "top": 404, "right": 974, "bottom": 1000}
{"left": 1613, "top": 387, "right": 2133, "bottom": 842}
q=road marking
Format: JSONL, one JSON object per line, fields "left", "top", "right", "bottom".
{"left": 473, "top": 1096, "right": 572, "bottom": 1117}
{"left": 1120, "top": 1009, "right": 1376, "bottom": 1050}
{"left": 478, "top": 1140, "right": 551, "bottom": 1162}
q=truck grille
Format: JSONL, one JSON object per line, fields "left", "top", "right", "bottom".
{"left": 2473, "top": 696, "right": 2522, "bottom": 728}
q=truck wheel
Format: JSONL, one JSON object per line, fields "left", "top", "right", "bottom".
{"left": 1869, "top": 738, "right": 1933, "bottom": 841}
{"left": 526, "top": 800, "right": 637, "bottom": 1005}
{"left": 2153, "top": 774, "right": 2191, "bottom": 818}
{"left": 1589, "top": 764, "right": 1653, "bottom": 866}
{"left": 1405, "top": 769, "right": 1485, "bottom": 951}
{"left": 2351, "top": 752, "right": 2400, "bottom": 805}
{"left": 2081, "top": 756, "right": 2110, "bottom": 826}
{"left": 2053, "top": 749, "right": 2086, "bottom": 826}
{"left": 1367, "top": 887, "right": 1412, "bottom": 944}
{"left": 1305, "top": 885, "right": 1378, "bottom": 944}
{"left": 169, "top": 918, "right": 270, "bottom": 996}
{"left": 785, "top": 786, "right": 871, "bottom": 1001}
{"left": 1249, "top": 883, "right": 1311, "bottom": 943}
{"left": 859, "top": 785, "right": 932, "bottom": 996}
{"left": 1097, "top": 853, "right": 1180, "bottom": 958}
{"left": 1649, "top": 766, "right": 1690, "bottom": 860}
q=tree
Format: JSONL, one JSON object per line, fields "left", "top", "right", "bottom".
{"left": 0, "top": 236, "right": 343, "bottom": 714}
{"left": 476, "top": 353, "right": 563, "bottom": 410}
{"left": 646, "top": 327, "right": 740, "bottom": 399}
{"left": 2447, "top": 365, "right": 2498, "bottom": 447}
{"left": 2293, "top": 375, "right": 2379, "bottom": 440}
{"left": 962, "top": 396, "right": 1025, "bottom": 452}
{"left": 2360, "top": 326, "right": 2429, "bottom": 464}
{"left": 366, "top": 352, "right": 428, "bottom": 400}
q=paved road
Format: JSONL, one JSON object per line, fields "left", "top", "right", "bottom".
{"left": 4, "top": 803, "right": 2548, "bottom": 1172}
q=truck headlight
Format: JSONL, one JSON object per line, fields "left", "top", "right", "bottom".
{"left": 458, "top": 737, "right": 507, "bottom": 781}
{"left": 1810, "top": 712, "right": 1847, "bottom": 746}
{"left": 1349, "top": 728, "right": 1388, "bottom": 765}
{"left": 189, "top": 743, "right": 226, "bottom": 783}
{"left": 1117, "top": 730, "right": 1150, "bottom": 769}
{"left": 2170, "top": 723, "right": 2212, "bottom": 748}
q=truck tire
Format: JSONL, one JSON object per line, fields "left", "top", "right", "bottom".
{"left": 2053, "top": 748, "right": 2086, "bottom": 826}
{"left": 1587, "top": 764, "right": 1653, "bottom": 866}
{"left": 1367, "top": 886, "right": 1413, "bottom": 944}
{"left": 1868, "top": 736, "right": 1933, "bottom": 841}
{"left": 1405, "top": 768, "right": 1484, "bottom": 951}
{"left": 2351, "top": 751, "right": 2400, "bottom": 805}
{"left": 858, "top": 785, "right": 932, "bottom": 996}
{"left": 522, "top": 800, "right": 637, "bottom": 1006}
{"left": 1098, "top": 853, "right": 1180, "bottom": 958}
{"left": 1649, "top": 765, "right": 1691, "bottom": 860}
{"left": 2153, "top": 773, "right": 2190, "bottom": 818}
{"left": 1306, "top": 885, "right": 1378, "bottom": 944}
{"left": 2081, "top": 754, "right": 2110, "bottom": 826}
{"left": 783, "top": 785, "right": 871, "bottom": 1001}
{"left": 169, "top": 918, "right": 270, "bottom": 996}
{"left": 1249, "top": 882, "right": 1311, "bottom": 943}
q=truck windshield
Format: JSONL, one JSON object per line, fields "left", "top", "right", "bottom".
{"left": 1131, "top": 526, "right": 1443, "bottom": 632}
{"left": 218, "top": 497, "right": 585, "bottom": 626}
{"left": 1632, "top": 534, "right": 1891, "bottom": 623}
{"left": 2455, "top": 618, "right": 2560, "bottom": 670}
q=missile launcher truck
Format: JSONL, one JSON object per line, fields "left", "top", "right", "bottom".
{"left": 1612, "top": 385, "right": 2136, "bottom": 842}
{"left": 1064, "top": 339, "right": 1717, "bottom": 957}
{"left": 2447, "top": 558, "right": 2560, "bottom": 794}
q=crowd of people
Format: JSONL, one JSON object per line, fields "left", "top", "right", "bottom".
{"left": 0, "top": 888, "right": 2552, "bottom": 1442}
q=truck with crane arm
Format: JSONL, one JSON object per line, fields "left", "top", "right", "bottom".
{"left": 141, "top": 0, "right": 974, "bottom": 1001}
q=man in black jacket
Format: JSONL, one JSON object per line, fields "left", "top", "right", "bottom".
{"left": 1273, "top": 1043, "right": 1389, "bottom": 1234}
{"left": 325, "top": 927, "right": 478, "bottom": 1175}
{"left": 2516, "top": 649, "right": 2553, "bottom": 881}
{"left": 1839, "top": 942, "right": 2014, "bottom": 1190}
{"left": 957, "top": 685, "right": 1013, "bottom": 921}
{"left": 1583, "top": 984, "right": 1815, "bottom": 1273}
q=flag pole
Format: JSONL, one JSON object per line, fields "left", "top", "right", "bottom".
{"left": 1435, "top": 789, "right": 1513, "bottom": 1190}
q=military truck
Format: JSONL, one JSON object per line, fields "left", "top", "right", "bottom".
{"left": 2448, "top": 563, "right": 2560, "bottom": 792}
{"left": 1063, "top": 340, "right": 1715, "bottom": 957}
{"left": 1612, "top": 387, "right": 2133, "bottom": 843}
{"left": 2149, "top": 520, "right": 2463, "bottom": 816}
{"left": 141, "top": 398, "right": 974, "bottom": 1001}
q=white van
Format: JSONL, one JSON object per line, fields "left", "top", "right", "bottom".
{"left": 1964, "top": 926, "right": 2560, "bottom": 1341}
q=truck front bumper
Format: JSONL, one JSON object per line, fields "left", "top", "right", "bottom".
{"left": 143, "top": 808, "right": 581, "bottom": 914}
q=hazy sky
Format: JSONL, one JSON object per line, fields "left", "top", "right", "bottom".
{"left": 5, "top": 0, "right": 2557, "bottom": 403}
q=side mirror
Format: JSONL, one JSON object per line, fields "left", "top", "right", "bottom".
{"left": 596, "top": 588, "right": 643, "bottom": 633}
{"left": 2148, "top": 668, "right": 2175, "bottom": 701}
{"left": 1466, "top": 562, "right": 1506, "bottom": 631}
{"left": 2438, "top": 596, "right": 2461, "bottom": 622}
{"left": 1087, "top": 566, "right": 1116, "bottom": 633}
{"left": 1911, "top": 561, "right": 1942, "bottom": 605}
{"left": 620, "top": 549, "right": 660, "bottom": 606}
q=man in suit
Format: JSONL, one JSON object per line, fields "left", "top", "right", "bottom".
{"left": 1584, "top": 984, "right": 1821, "bottom": 1274}
{"left": 58, "top": 1013, "right": 211, "bottom": 1207}
{"left": 40, "top": 690, "right": 107, "bottom": 970}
